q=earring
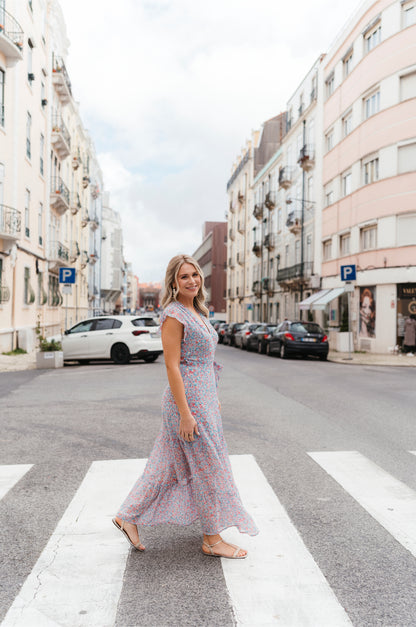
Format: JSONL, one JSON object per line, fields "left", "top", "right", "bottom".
{"left": 172, "top": 286, "right": 177, "bottom": 297}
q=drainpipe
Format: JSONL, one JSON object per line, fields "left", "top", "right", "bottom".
{"left": 300, "top": 119, "right": 306, "bottom": 320}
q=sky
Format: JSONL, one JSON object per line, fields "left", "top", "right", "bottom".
{"left": 59, "top": 0, "right": 362, "bottom": 282}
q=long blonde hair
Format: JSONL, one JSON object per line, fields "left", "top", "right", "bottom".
{"left": 161, "top": 254, "right": 209, "bottom": 317}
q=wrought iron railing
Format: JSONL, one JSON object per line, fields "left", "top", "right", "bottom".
{"left": 0, "top": 8, "right": 24, "bottom": 51}
{"left": 0, "top": 285, "right": 10, "bottom": 304}
{"left": 52, "top": 54, "right": 72, "bottom": 96}
{"left": 50, "top": 241, "right": 69, "bottom": 262}
{"left": 0, "top": 204, "right": 21, "bottom": 237}
{"left": 277, "top": 262, "right": 314, "bottom": 282}
{"left": 52, "top": 116, "right": 71, "bottom": 150}
{"left": 50, "top": 176, "right": 70, "bottom": 206}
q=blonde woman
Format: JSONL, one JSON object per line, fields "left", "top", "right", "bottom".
{"left": 113, "top": 254, "right": 258, "bottom": 558}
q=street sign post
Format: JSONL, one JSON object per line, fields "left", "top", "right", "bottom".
{"left": 59, "top": 268, "right": 76, "bottom": 330}
{"left": 340, "top": 266, "right": 356, "bottom": 360}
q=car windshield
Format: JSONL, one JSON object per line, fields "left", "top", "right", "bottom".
{"left": 132, "top": 318, "right": 158, "bottom": 327}
{"left": 290, "top": 322, "right": 323, "bottom": 334}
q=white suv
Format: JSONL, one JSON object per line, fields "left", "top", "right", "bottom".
{"left": 61, "top": 315, "right": 163, "bottom": 365}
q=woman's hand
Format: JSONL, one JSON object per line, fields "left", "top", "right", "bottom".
{"left": 179, "top": 412, "right": 200, "bottom": 442}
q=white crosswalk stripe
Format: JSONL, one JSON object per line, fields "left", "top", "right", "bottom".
{"left": 0, "top": 464, "right": 33, "bottom": 501}
{"left": 308, "top": 451, "right": 416, "bottom": 558}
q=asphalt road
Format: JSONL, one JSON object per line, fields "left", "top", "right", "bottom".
{"left": 0, "top": 346, "right": 415, "bottom": 626}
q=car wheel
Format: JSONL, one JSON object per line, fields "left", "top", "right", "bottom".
{"left": 280, "top": 343, "right": 287, "bottom": 359}
{"left": 111, "top": 343, "right": 131, "bottom": 364}
{"left": 77, "top": 359, "right": 90, "bottom": 365}
{"left": 266, "top": 343, "right": 271, "bottom": 356}
{"left": 144, "top": 354, "right": 158, "bottom": 363}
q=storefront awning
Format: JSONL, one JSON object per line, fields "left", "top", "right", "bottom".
{"left": 298, "top": 289, "right": 331, "bottom": 310}
{"left": 310, "top": 287, "right": 346, "bottom": 310}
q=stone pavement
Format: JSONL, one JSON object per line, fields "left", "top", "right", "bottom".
{"left": 0, "top": 350, "right": 37, "bottom": 373}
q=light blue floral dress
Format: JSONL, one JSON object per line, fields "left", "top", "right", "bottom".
{"left": 117, "top": 301, "right": 258, "bottom": 536}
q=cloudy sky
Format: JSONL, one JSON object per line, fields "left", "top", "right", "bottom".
{"left": 59, "top": 0, "right": 361, "bottom": 282}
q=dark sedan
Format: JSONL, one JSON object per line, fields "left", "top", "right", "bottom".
{"left": 253, "top": 324, "right": 278, "bottom": 353}
{"left": 223, "top": 322, "right": 244, "bottom": 346}
{"left": 217, "top": 322, "right": 229, "bottom": 344}
{"left": 234, "top": 323, "right": 261, "bottom": 349}
{"left": 266, "top": 320, "right": 329, "bottom": 360}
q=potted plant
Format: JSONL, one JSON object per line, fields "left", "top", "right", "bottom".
{"left": 35, "top": 317, "right": 64, "bottom": 369}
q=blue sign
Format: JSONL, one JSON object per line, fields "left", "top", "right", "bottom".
{"left": 340, "top": 265, "right": 356, "bottom": 281}
{"left": 59, "top": 267, "right": 76, "bottom": 284}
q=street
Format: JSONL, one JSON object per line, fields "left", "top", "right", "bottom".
{"left": 1, "top": 346, "right": 416, "bottom": 626}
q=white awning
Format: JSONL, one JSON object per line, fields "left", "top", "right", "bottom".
{"left": 298, "top": 289, "right": 331, "bottom": 310}
{"left": 310, "top": 287, "right": 346, "bottom": 310}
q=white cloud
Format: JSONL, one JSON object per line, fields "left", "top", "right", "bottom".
{"left": 59, "top": 0, "right": 362, "bottom": 280}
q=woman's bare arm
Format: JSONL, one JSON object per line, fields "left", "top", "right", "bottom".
{"left": 162, "top": 316, "right": 200, "bottom": 440}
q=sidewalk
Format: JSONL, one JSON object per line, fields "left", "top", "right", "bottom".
{"left": 0, "top": 351, "right": 37, "bottom": 373}
{"left": 328, "top": 350, "right": 416, "bottom": 367}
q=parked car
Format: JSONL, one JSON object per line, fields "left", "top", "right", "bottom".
{"left": 234, "top": 323, "right": 261, "bottom": 349}
{"left": 217, "top": 322, "right": 229, "bottom": 344}
{"left": 56, "top": 315, "right": 163, "bottom": 365}
{"left": 223, "top": 322, "right": 244, "bottom": 346}
{"left": 253, "top": 324, "right": 278, "bottom": 353}
{"left": 266, "top": 320, "right": 329, "bottom": 360}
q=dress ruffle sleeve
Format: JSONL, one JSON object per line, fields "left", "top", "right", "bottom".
{"left": 213, "top": 361, "right": 223, "bottom": 387}
{"left": 159, "top": 303, "right": 187, "bottom": 338}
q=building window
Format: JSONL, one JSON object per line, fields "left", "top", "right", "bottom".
{"left": 402, "top": 1, "right": 416, "bottom": 27}
{"left": 26, "top": 112, "right": 32, "bottom": 159}
{"left": 326, "top": 130, "right": 334, "bottom": 152}
{"left": 40, "top": 134, "right": 44, "bottom": 175}
{"left": 25, "top": 189, "right": 30, "bottom": 237}
{"left": 343, "top": 112, "right": 353, "bottom": 136}
{"left": 277, "top": 208, "right": 282, "bottom": 231}
{"left": 285, "top": 244, "right": 289, "bottom": 266}
{"left": 400, "top": 71, "right": 416, "bottom": 101}
{"left": 310, "top": 75, "right": 317, "bottom": 102}
{"left": 24, "top": 268, "right": 34, "bottom": 304}
{"left": 342, "top": 172, "right": 352, "bottom": 196}
{"left": 38, "top": 202, "right": 43, "bottom": 245}
{"left": 363, "top": 157, "right": 379, "bottom": 184}
{"left": 286, "top": 108, "right": 293, "bottom": 131}
{"left": 365, "top": 23, "right": 381, "bottom": 53}
{"left": 298, "top": 94, "right": 304, "bottom": 117}
{"left": 295, "top": 239, "right": 300, "bottom": 264}
{"left": 343, "top": 51, "right": 353, "bottom": 77}
{"left": 27, "top": 39, "right": 34, "bottom": 85}
{"left": 364, "top": 91, "right": 380, "bottom": 119}
{"left": 325, "top": 73, "right": 335, "bottom": 98}
{"left": 326, "top": 190, "right": 334, "bottom": 206}
{"left": 0, "top": 69, "right": 4, "bottom": 127}
{"left": 323, "top": 239, "right": 332, "bottom": 261}
{"left": 361, "top": 225, "right": 377, "bottom": 250}
{"left": 397, "top": 142, "right": 416, "bottom": 174}
{"left": 340, "top": 233, "right": 351, "bottom": 256}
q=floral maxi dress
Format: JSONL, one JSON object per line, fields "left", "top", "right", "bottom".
{"left": 116, "top": 301, "right": 258, "bottom": 536}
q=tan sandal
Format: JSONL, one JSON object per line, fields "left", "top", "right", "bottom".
{"left": 202, "top": 539, "right": 247, "bottom": 559}
{"left": 112, "top": 518, "right": 145, "bottom": 551}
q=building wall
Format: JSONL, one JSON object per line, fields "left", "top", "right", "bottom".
{"left": 193, "top": 221, "right": 227, "bottom": 314}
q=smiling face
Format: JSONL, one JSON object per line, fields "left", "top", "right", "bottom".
{"left": 360, "top": 295, "right": 372, "bottom": 322}
{"left": 174, "top": 262, "right": 201, "bottom": 301}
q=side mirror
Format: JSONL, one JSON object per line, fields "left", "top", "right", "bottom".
{"left": 64, "top": 329, "right": 70, "bottom": 335}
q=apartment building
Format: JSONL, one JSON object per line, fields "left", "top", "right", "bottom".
{"left": 192, "top": 221, "right": 227, "bottom": 315}
{"left": 320, "top": 0, "right": 416, "bottom": 352}
{"left": 101, "top": 192, "right": 123, "bottom": 313}
{"left": 0, "top": 0, "right": 107, "bottom": 351}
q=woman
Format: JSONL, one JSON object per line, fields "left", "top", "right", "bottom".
{"left": 113, "top": 254, "right": 258, "bottom": 558}
{"left": 359, "top": 287, "right": 376, "bottom": 338}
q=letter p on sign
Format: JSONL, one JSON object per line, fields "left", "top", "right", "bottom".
{"left": 340, "top": 265, "right": 356, "bottom": 281}
{"left": 59, "top": 267, "right": 76, "bottom": 284}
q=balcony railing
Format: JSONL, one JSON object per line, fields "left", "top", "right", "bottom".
{"left": 50, "top": 176, "right": 70, "bottom": 215}
{"left": 277, "top": 261, "right": 314, "bottom": 283}
{"left": 0, "top": 8, "right": 24, "bottom": 61}
{"left": 70, "top": 192, "right": 81, "bottom": 215}
{"left": 89, "top": 250, "right": 99, "bottom": 265}
{"left": 252, "top": 242, "right": 261, "bottom": 257}
{"left": 0, "top": 285, "right": 10, "bottom": 304}
{"left": 263, "top": 277, "right": 275, "bottom": 294}
{"left": 70, "top": 241, "right": 81, "bottom": 262}
{"left": 286, "top": 210, "right": 302, "bottom": 234}
{"left": 89, "top": 214, "right": 99, "bottom": 231}
{"left": 278, "top": 166, "right": 294, "bottom": 190}
{"left": 265, "top": 191, "right": 276, "bottom": 210}
{"left": 49, "top": 241, "right": 69, "bottom": 266}
{"left": 238, "top": 192, "right": 245, "bottom": 204}
{"left": 51, "top": 115, "right": 71, "bottom": 159}
{"left": 252, "top": 280, "right": 261, "bottom": 297}
{"left": 298, "top": 144, "right": 315, "bottom": 171}
{"left": 253, "top": 203, "right": 263, "bottom": 221}
{"left": 81, "top": 250, "right": 89, "bottom": 268}
{"left": 52, "top": 54, "right": 72, "bottom": 105}
{"left": 0, "top": 205, "right": 21, "bottom": 240}
{"left": 263, "top": 233, "right": 275, "bottom": 250}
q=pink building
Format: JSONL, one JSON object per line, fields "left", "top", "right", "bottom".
{"left": 321, "top": 0, "right": 416, "bottom": 352}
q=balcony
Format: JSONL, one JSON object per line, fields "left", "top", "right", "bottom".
{"left": 89, "top": 214, "right": 99, "bottom": 231}
{"left": 237, "top": 251, "right": 245, "bottom": 265}
{"left": 70, "top": 192, "right": 81, "bottom": 215}
{"left": 253, "top": 203, "right": 263, "bottom": 221}
{"left": 80, "top": 250, "right": 89, "bottom": 268}
{"left": 238, "top": 192, "right": 245, "bottom": 205}
{"left": 52, "top": 54, "right": 72, "bottom": 105}
{"left": 286, "top": 210, "right": 302, "bottom": 234}
{"left": 50, "top": 176, "right": 70, "bottom": 215}
{"left": 72, "top": 149, "right": 82, "bottom": 171}
{"left": 89, "top": 250, "right": 99, "bottom": 265}
{"left": 0, "top": 9, "right": 23, "bottom": 64}
{"left": 228, "top": 256, "right": 236, "bottom": 269}
{"left": 263, "top": 277, "right": 275, "bottom": 295}
{"left": 0, "top": 205, "right": 21, "bottom": 244}
{"left": 70, "top": 241, "right": 81, "bottom": 263}
{"left": 82, "top": 169, "right": 90, "bottom": 189}
{"left": 0, "top": 285, "right": 10, "bottom": 304}
{"left": 252, "top": 280, "right": 261, "bottom": 297}
{"left": 51, "top": 116, "right": 71, "bottom": 159}
{"left": 229, "top": 228, "right": 235, "bottom": 241}
{"left": 298, "top": 144, "right": 315, "bottom": 171}
{"left": 265, "top": 191, "right": 276, "bottom": 210}
{"left": 49, "top": 241, "right": 69, "bottom": 269}
{"left": 229, "top": 200, "right": 236, "bottom": 214}
{"left": 91, "top": 183, "right": 100, "bottom": 199}
{"left": 277, "top": 262, "right": 314, "bottom": 286}
{"left": 278, "top": 166, "right": 294, "bottom": 190}
{"left": 237, "top": 220, "right": 244, "bottom": 234}
{"left": 263, "top": 233, "right": 275, "bottom": 251}
{"left": 252, "top": 241, "right": 261, "bottom": 257}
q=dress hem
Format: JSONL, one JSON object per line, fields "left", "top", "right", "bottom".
{"left": 116, "top": 513, "right": 259, "bottom": 537}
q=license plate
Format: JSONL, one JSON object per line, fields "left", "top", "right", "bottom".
{"left": 301, "top": 337, "right": 317, "bottom": 342}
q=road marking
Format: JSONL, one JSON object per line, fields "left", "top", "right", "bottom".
{"left": 308, "top": 451, "right": 416, "bottom": 558}
{"left": 2, "top": 458, "right": 146, "bottom": 627}
{"left": 222, "top": 455, "right": 351, "bottom": 626}
{"left": 0, "top": 464, "right": 33, "bottom": 501}
{"left": 410, "top": 451, "right": 416, "bottom": 457}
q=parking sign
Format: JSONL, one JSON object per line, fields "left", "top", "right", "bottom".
{"left": 59, "top": 267, "right": 76, "bottom": 284}
{"left": 340, "top": 265, "right": 356, "bottom": 281}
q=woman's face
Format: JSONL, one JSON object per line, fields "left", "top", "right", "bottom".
{"left": 361, "top": 296, "right": 372, "bottom": 321}
{"left": 174, "top": 263, "right": 201, "bottom": 300}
